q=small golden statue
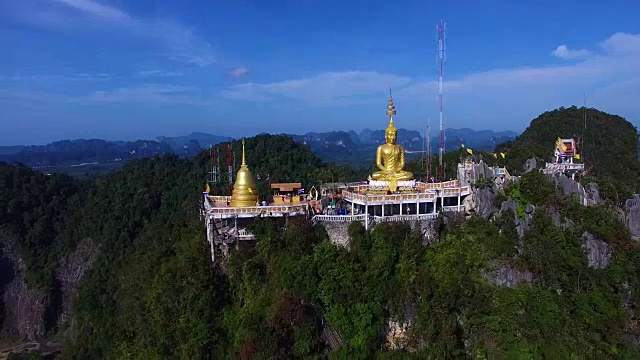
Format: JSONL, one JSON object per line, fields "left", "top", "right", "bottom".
{"left": 370, "top": 91, "right": 414, "bottom": 181}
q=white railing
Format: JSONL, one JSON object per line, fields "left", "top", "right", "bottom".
{"left": 342, "top": 186, "right": 470, "bottom": 204}
{"left": 237, "top": 228, "right": 256, "bottom": 239}
{"left": 373, "top": 214, "right": 438, "bottom": 222}
{"left": 312, "top": 214, "right": 367, "bottom": 225}
{"left": 543, "top": 163, "right": 585, "bottom": 173}
{"left": 207, "top": 203, "right": 308, "bottom": 215}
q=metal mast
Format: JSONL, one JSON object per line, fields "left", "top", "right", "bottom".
{"left": 227, "top": 143, "right": 233, "bottom": 194}
{"left": 208, "top": 145, "right": 218, "bottom": 195}
{"left": 582, "top": 92, "right": 587, "bottom": 164}
{"left": 437, "top": 19, "right": 447, "bottom": 182}
{"left": 427, "top": 119, "right": 431, "bottom": 182}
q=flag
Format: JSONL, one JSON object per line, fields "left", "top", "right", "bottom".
{"left": 205, "top": 183, "right": 210, "bottom": 193}
{"left": 492, "top": 153, "right": 497, "bottom": 159}
{"left": 500, "top": 152, "right": 506, "bottom": 159}
{"left": 298, "top": 188, "right": 305, "bottom": 194}
{"left": 575, "top": 154, "right": 581, "bottom": 160}
{"left": 466, "top": 148, "right": 473, "bottom": 155}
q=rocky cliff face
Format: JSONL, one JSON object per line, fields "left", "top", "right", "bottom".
{"left": 625, "top": 194, "right": 640, "bottom": 240}
{"left": 499, "top": 199, "right": 535, "bottom": 239}
{"left": 55, "top": 238, "right": 99, "bottom": 326}
{"left": 463, "top": 188, "right": 497, "bottom": 219}
{"left": 552, "top": 174, "right": 602, "bottom": 206}
{"left": 322, "top": 222, "right": 351, "bottom": 248}
{"left": 483, "top": 262, "right": 534, "bottom": 288}
{"left": 582, "top": 232, "right": 612, "bottom": 269}
{"left": 322, "top": 220, "right": 440, "bottom": 248}
{"left": 0, "top": 233, "right": 98, "bottom": 341}
{"left": 457, "top": 161, "right": 496, "bottom": 188}
{"left": 0, "top": 232, "right": 46, "bottom": 340}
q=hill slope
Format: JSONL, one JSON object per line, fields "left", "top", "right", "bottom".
{"left": 1, "top": 130, "right": 638, "bottom": 358}
{"left": 496, "top": 106, "right": 640, "bottom": 198}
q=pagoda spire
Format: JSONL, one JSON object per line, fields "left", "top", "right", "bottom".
{"left": 241, "top": 137, "right": 247, "bottom": 167}
{"left": 386, "top": 88, "right": 396, "bottom": 119}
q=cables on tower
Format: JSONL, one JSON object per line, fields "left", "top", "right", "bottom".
{"left": 436, "top": 19, "right": 447, "bottom": 182}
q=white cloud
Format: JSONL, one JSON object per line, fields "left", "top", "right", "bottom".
{"left": 0, "top": 84, "right": 211, "bottom": 106}
{"left": 84, "top": 84, "right": 211, "bottom": 105}
{"left": 135, "top": 70, "right": 183, "bottom": 77}
{"left": 17, "top": 0, "right": 216, "bottom": 66}
{"left": 0, "top": 73, "right": 111, "bottom": 82}
{"left": 601, "top": 32, "right": 640, "bottom": 54}
{"left": 226, "top": 66, "right": 250, "bottom": 78}
{"left": 55, "top": 0, "right": 130, "bottom": 22}
{"left": 552, "top": 45, "right": 591, "bottom": 60}
{"left": 221, "top": 71, "right": 412, "bottom": 104}
{"left": 220, "top": 33, "right": 640, "bottom": 126}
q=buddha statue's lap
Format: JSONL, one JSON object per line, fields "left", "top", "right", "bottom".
{"left": 371, "top": 169, "right": 413, "bottom": 181}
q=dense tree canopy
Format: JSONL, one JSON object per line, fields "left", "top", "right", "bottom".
{"left": 1, "top": 123, "right": 639, "bottom": 358}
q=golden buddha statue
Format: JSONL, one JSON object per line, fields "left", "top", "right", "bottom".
{"left": 230, "top": 138, "right": 259, "bottom": 207}
{"left": 370, "top": 92, "right": 414, "bottom": 181}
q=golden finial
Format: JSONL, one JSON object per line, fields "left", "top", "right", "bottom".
{"left": 386, "top": 88, "right": 396, "bottom": 117}
{"left": 241, "top": 137, "right": 247, "bottom": 167}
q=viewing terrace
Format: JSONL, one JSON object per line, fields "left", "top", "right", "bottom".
{"left": 203, "top": 195, "right": 309, "bottom": 219}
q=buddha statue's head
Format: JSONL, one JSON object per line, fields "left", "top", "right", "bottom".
{"left": 385, "top": 118, "right": 397, "bottom": 144}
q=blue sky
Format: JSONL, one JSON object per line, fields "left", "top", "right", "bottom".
{"left": 1, "top": 0, "right": 639, "bottom": 145}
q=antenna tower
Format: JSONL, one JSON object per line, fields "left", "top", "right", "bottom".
{"left": 582, "top": 93, "right": 587, "bottom": 165}
{"left": 208, "top": 145, "right": 218, "bottom": 194}
{"left": 227, "top": 143, "right": 233, "bottom": 194}
{"left": 437, "top": 19, "right": 447, "bottom": 182}
{"left": 427, "top": 119, "right": 431, "bottom": 182}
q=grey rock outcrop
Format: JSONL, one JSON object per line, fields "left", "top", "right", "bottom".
{"left": 1, "top": 229, "right": 99, "bottom": 341}
{"left": 1, "top": 232, "right": 46, "bottom": 340}
{"left": 475, "top": 188, "right": 497, "bottom": 218}
{"left": 552, "top": 174, "right": 601, "bottom": 206}
{"left": 548, "top": 206, "right": 573, "bottom": 230}
{"left": 2, "top": 277, "right": 47, "bottom": 340}
{"left": 523, "top": 157, "right": 538, "bottom": 173}
{"left": 458, "top": 161, "right": 495, "bottom": 188}
{"left": 484, "top": 262, "right": 534, "bottom": 288}
{"left": 582, "top": 232, "right": 612, "bottom": 269}
{"left": 625, "top": 194, "right": 640, "bottom": 240}
{"left": 584, "top": 183, "right": 602, "bottom": 205}
{"left": 323, "top": 222, "right": 351, "bottom": 247}
{"left": 463, "top": 188, "right": 497, "bottom": 219}
{"left": 55, "top": 238, "right": 99, "bottom": 325}
{"left": 499, "top": 200, "right": 535, "bottom": 238}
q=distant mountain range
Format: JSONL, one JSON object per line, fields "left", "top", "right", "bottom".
{"left": 0, "top": 128, "right": 518, "bottom": 175}
{"left": 288, "top": 128, "right": 518, "bottom": 164}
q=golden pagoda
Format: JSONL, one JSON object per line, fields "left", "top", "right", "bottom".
{"left": 230, "top": 138, "right": 259, "bottom": 207}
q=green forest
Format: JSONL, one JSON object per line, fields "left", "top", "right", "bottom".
{"left": 1, "top": 107, "right": 639, "bottom": 358}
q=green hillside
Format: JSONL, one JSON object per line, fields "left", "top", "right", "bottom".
{"left": 1, "top": 129, "right": 639, "bottom": 358}
{"left": 496, "top": 106, "right": 640, "bottom": 199}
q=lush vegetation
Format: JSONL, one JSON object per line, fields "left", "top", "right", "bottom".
{"left": 496, "top": 106, "right": 640, "bottom": 199}
{"left": 0, "top": 163, "right": 79, "bottom": 288}
{"left": 214, "top": 172, "right": 639, "bottom": 358}
{"left": 1, "top": 126, "right": 639, "bottom": 358}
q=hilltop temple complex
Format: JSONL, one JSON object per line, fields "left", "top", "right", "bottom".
{"left": 201, "top": 93, "right": 585, "bottom": 262}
